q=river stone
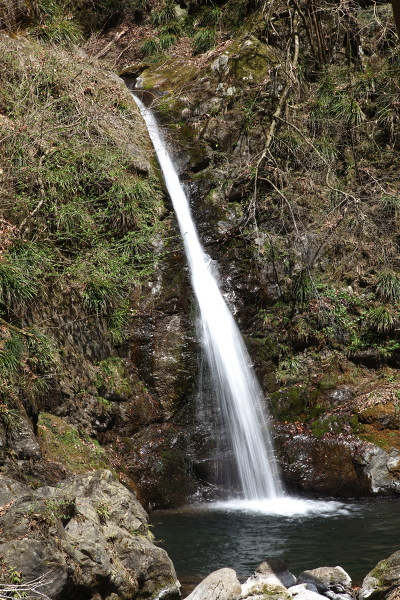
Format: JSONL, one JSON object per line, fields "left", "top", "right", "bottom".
{"left": 297, "top": 567, "right": 352, "bottom": 595}
{"left": 241, "top": 559, "right": 296, "bottom": 599}
{"left": 186, "top": 568, "right": 241, "bottom": 600}
{"left": 241, "top": 582, "right": 291, "bottom": 600}
{"left": 358, "top": 550, "right": 400, "bottom": 600}
{"left": 255, "top": 559, "right": 297, "bottom": 588}
{"left": 288, "top": 584, "right": 330, "bottom": 600}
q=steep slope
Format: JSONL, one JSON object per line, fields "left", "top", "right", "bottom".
{"left": 1, "top": 0, "right": 400, "bottom": 503}
{"left": 113, "top": 0, "right": 400, "bottom": 494}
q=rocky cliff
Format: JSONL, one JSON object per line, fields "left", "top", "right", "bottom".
{"left": 1, "top": 0, "right": 400, "bottom": 517}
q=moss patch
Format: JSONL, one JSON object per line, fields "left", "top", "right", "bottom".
{"left": 38, "top": 413, "right": 110, "bottom": 473}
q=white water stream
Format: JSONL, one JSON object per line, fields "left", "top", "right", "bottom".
{"left": 132, "top": 94, "right": 284, "bottom": 502}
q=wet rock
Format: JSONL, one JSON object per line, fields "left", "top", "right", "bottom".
{"left": 186, "top": 568, "right": 241, "bottom": 600}
{"left": 359, "top": 550, "right": 400, "bottom": 600}
{"left": 0, "top": 470, "right": 180, "bottom": 600}
{"left": 125, "top": 423, "right": 196, "bottom": 509}
{"left": 297, "top": 567, "right": 352, "bottom": 596}
{"left": 275, "top": 423, "right": 400, "bottom": 497}
{"left": 275, "top": 425, "right": 368, "bottom": 496}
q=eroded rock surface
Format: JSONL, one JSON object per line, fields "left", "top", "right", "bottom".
{"left": 0, "top": 469, "right": 180, "bottom": 600}
{"left": 275, "top": 424, "right": 400, "bottom": 496}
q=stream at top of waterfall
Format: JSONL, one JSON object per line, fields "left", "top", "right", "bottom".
{"left": 149, "top": 497, "right": 400, "bottom": 596}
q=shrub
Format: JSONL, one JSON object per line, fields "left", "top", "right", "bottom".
{"left": 292, "top": 269, "right": 314, "bottom": 305}
{"left": 192, "top": 28, "right": 216, "bottom": 55}
{"left": 28, "top": 14, "right": 83, "bottom": 46}
{"left": 366, "top": 306, "right": 394, "bottom": 334}
{"left": 151, "top": 1, "right": 176, "bottom": 26}
{"left": 376, "top": 271, "right": 400, "bottom": 303}
{"left": 140, "top": 37, "right": 160, "bottom": 56}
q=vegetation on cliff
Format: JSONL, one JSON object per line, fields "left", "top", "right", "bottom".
{"left": 1, "top": 0, "right": 400, "bottom": 502}
{"left": 116, "top": 0, "right": 400, "bottom": 448}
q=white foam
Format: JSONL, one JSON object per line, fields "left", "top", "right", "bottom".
{"left": 206, "top": 497, "right": 353, "bottom": 517}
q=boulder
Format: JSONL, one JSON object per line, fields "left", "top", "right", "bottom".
{"left": 255, "top": 559, "right": 297, "bottom": 588}
{"left": 8, "top": 411, "right": 41, "bottom": 460}
{"left": 359, "top": 550, "right": 400, "bottom": 600}
{"left": 288, "top": 584, "right": 329, "bottom": 600}
{"left": 241, "top": 559, "right": 296, "bottom": 600}
{"left": 297, "top": 567, "right": 352, "bottom": 597}
{"left": 186, "top": 568, "right": 241, "bottom": 600}
{"left": 241, "top": 581, "right": 291, "bottom": 600}
{"left": 0, "top": 469, "right": 180, "bottom": 600}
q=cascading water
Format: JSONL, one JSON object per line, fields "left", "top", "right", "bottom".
{"left": 132, "top": 93, "right": 284, "bottom": 501}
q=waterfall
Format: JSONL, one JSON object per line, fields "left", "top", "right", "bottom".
{"left": 132, "top": 94, "right": 284, "bottom": 501}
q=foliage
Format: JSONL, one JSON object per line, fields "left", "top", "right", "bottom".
{"left": 292, "top": 269, "right": 314, "bottom": 305}
{"left": 28, "top": 12, "right": 83, "bottom": 45}
{"left": 376, "top": 271, "right": 400, "bottom": 304}
{"left": 95, "top": 356, "right": 132, "bottom": 397}
{"left": 96, "top": 500, "right": 110, "bottom": 523}
{"left": 365, "top": 306, "right": 394, "bottom": 335}
{"left": 192, "top": 28, "right": 216, "bottom": 55}
{"left": 0, "top": 35, "right": 167, "bottom": 408}
{"left": 151, "top": 1, "right": 176, "bottom": 27}
{"left": 28, "top": 497, "right": 74, "bottom": 527}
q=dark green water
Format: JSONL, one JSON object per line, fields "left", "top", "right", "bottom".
{"left": 149, "top": 498, "right": 400, "bottom": 592}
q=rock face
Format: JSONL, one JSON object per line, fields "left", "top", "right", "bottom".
{"left": 186, "top": 568, "right": 241, "bottom": 600}
{"left": 0, "top": 470, "right": 180, "bottom": 600}
{"left": 275, "top": 424, "right": 400, "bottom": 497}
{"left": 359, "top": 550, "right": 400, "bottom": 600}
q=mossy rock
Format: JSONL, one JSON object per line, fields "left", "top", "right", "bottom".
{"left": 38, "top": 413, "right": 110, "bottom": 473}
{"left": 95, "top": 356, "right": 133, "bottom": 401}
{"left": 360, "top": 550, "right": 400, "bottom": 600}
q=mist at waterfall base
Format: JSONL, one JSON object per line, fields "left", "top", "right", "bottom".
{"left": 132, "top": 93, "right": 400, "bottom": 590}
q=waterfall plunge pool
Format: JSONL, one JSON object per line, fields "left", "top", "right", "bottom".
{"left": 149, "top": 497, "right": 400, "bottom": 594}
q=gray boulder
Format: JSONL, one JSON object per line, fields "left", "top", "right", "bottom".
{"left": 358, "top": 550, "right": 400, "bottom": 600}
{"left": 186, "top": 568, "right": 241, "bottom": 600}
{"left": 288, "top": 584, "right": 329, "bottom": 600}
{"left": 241, "top": 559, "right": 296, "bottom": 600}
{"left": 0, "top": 469, "right": 180, "bottom": 600}
{"left": 255, "top": 560, "right": 297, "bottom": 588}
{"left": 297, "top": 567, "right": 352, "bottom": 596}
